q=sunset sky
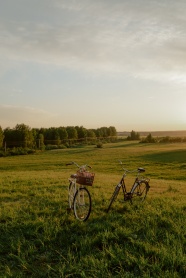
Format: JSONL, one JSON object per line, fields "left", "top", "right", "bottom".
{"left": 0, "top": 0, "right": 186, "bottom": 131}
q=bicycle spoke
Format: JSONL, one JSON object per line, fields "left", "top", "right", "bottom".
{"left": 131, "top": 182, "right": 148, "bottom": 204}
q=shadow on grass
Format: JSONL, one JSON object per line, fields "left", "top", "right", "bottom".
{"left": 109, "top": 142, "right": 140, "bottom": 149}
{"left": 142, "top": 149, "right": 186, "bottom": 163}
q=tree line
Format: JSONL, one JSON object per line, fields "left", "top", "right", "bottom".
{"left": 0, "top": 124, "right": 117, "bottom": 151}
{"left": 1, "top": 125, "right": 185, "bottom": 156}
{"left": 127, "top": 130, "right": 186, "bottom": 143}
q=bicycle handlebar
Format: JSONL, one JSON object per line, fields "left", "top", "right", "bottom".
{"left": 118, "top": 160, "right": 145, "bottom": 174}
{"left": 66, "top": 161, "right": 92, "bottom": 169}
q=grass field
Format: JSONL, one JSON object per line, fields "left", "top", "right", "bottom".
{"left": 0, "top": 141, "right": 186, "bottom": 277}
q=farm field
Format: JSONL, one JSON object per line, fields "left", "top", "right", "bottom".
{"left": 0, "top": 141, "right": 186, "bottom": 277}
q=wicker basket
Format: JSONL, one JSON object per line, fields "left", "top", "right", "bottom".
{"left": 76, "top": 171, "right": 95, "bottom": 186}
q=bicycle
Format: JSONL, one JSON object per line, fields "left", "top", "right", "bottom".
{"left": 107, "top": 161, "right": 150, "bottom": 212}
{"left": 66, "top": 161, "right": 95, "bottom": 221}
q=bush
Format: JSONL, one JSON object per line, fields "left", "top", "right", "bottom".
{"left": 159, "top": 136, "right": 184, "bottom": 143}
{"left": 158, "top": 136, "right": 168, "bottom": 143}
{"left": 97, "top": 142, "right": 103, "bottom": 148}
{"left": 45, "top": 145, "right": 59, "bottom": 150}
{"left": 140, "top": 133, "right": 156, "bottom": 143}
{"left": 2, "top": 147, "right": 35, "bottom": 156}
{"left": 58, "top": 144, "right": 67, "bottom": 149}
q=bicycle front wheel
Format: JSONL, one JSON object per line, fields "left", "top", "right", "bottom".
{"left": 131, "top": 181, "right": 149, "bottom": 204}
{"left": 73, "top": 187, "right": 91, "bottom": 221}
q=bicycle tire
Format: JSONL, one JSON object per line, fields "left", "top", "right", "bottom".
{"left": 131, "top": 181, "right": 149, "bottom": 204}
{"left": 107, "top": 185, "right": 120, "bottom": 213}
{"left": 68, "top": 182, "right": 75, "bottom": 209}
{"left": 73, "top": 187, "right": 91, "bottom": 221}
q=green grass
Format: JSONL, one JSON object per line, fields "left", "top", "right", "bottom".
{"left": 0, "top": 141, "right": 186, "bottom": 277}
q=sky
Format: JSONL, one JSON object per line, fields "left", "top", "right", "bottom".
{"left": 0, "top": 0, "right": 186, "bottom": 132}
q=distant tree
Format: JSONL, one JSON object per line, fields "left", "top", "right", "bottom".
{"left": 0, "top": 126, "right": 4, "bottom": 148}
{"left": 15, "top": 124, "right": 34, "bottom": 147}
{"left": 58, "top": 127, "right": 68, "bottom": 142}
{"left": 146, "top": 133, "right": 156, "bottom": 143}
{"left": 31, "top": 128, "right": 45, "bottom": 148}
{"left": 2, "top": 124, "right": 118, "bottom": 149}
{"left": 39, "top": 128, "right": 47, "bottom": 136}
{"left": 101, "top": 127, "right": 110, "bottom": 137}
{"left": 170, "top": 137, "right": 182, "bottom": 143}
{"left": 4, "top": 124, "right": 34, "bottom": 148}
{"left": 75, "top": 126, "right": 87, "bottom": 139}
{"left": 31, "top": 128, "right": 38, "bottom": 148}
{"left": 108, "top": 126, "right": 117, "bottom": 137}
{"left": 66, "top": 126, "right": 78, "bottom": 140}
{"left": 127, "top": 130, "right": 140, "bottom": 140}
{"left": 159, "top": 136, "right": 175, "bottom": 143}
{"left": 87, "top": 129, "right": 96, "bottom": 139}
{"left": 160, "top": 136, "right": 183, "bottom": 143}
{"left": 38, "top": 133, "right": 45, "bottom": 149}
{"left": 3, "top": 128, "right": 13, "bottom": 147}
{"left": 44, "top": 127, "right": 61, "bottom": 145}
{"left": 141, "top": 133, "right": 156, "bottom": 143}
{"left": 94, "top": 128, "right": 102, "bottom": 138}
{"left": 95, "top": 127, "right": 110, "bottom": 138}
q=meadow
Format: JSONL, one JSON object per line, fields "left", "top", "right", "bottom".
{"left": 0, "top": 141, "right": 186, "bottom": 277}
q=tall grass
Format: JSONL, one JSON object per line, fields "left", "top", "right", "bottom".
{"left": 0, "top": 142, "right": 186, "bottom": 277}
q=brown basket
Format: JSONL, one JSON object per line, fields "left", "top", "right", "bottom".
{"left": 76, "top": 172, "right": 95, "bottom": 186}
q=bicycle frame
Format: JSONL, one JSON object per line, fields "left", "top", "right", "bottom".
{"left": 107, "top": 162, "right": 150, "bottom": 212}
{"left": 67, "top": 161, "right": 92, "bottom": 221}
{"left": 68, "top": 177, "right": 86, "bottom": 205}
{"left": 68, "top": 177, "right": 77, "bottom": 209}
{"left": 117, "top": 175, "right": 139, "bottom": 202}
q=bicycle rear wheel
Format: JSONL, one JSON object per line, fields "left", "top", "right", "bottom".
{"left": 73, "top": 187, "right": 91, "bottom": 221}
{"left": 131, "top": 181, "right": 149, "bottom": 204}
{"left": 107, "top": 185, "right": 120, "bottom": 213}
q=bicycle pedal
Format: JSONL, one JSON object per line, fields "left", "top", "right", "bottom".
{"left": 124, "top": 193, "right": 132, "bottom": 201}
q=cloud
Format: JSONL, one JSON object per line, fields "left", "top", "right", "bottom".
{"left": 0, "top": 0, "right": 186, "bottom": 83}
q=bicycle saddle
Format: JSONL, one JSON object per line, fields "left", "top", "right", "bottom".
{"left": 138, "top": 168, "right": 145, "bottom": 172}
